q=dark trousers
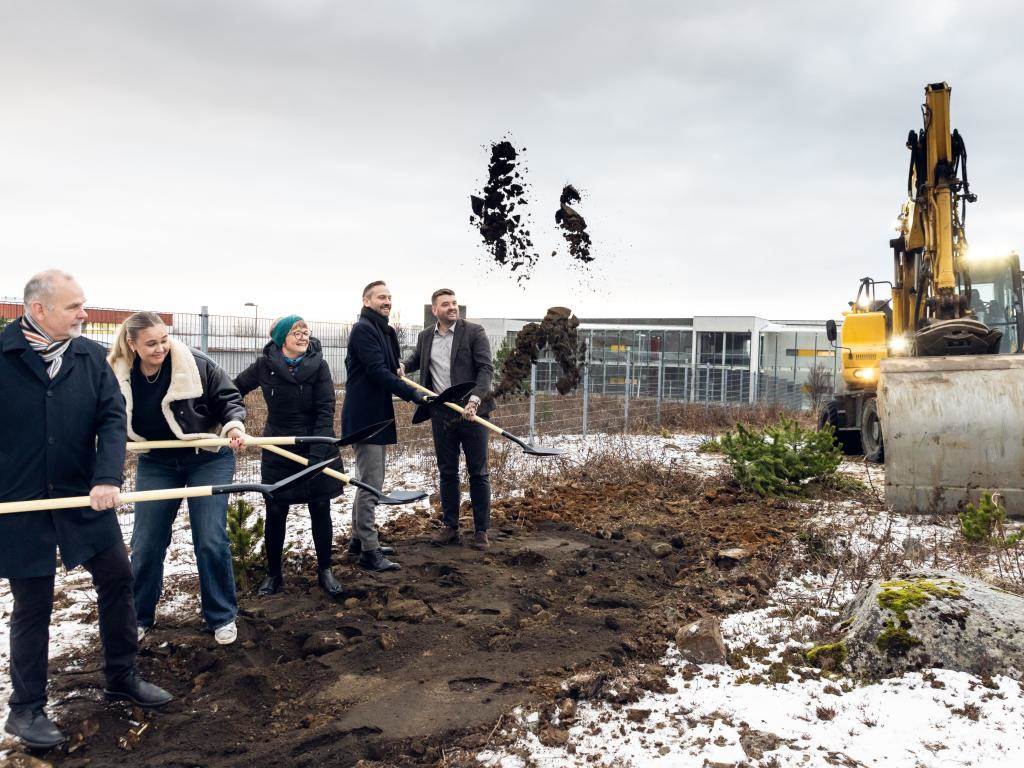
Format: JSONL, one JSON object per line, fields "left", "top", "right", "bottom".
{"left": 8, "top": 541, "right": 137, "bottom": 711}
{"left": 264, "top": 499, "right": 333, "bottom": 576}
{"left": 431, "top": 413, "right": 490, "bottom": 532}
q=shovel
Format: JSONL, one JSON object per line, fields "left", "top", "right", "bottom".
{"left": 401, "top": 376, "right": 562, "bottom": 457}
{"left": 126, "top": 420, "right": 393, "bottom": 452}
{"left": 260, "top": 444, "right": 426, "bottom": 505}
{"left": 0, "top": 459, "right": 337, "bottom": 516}
{"left": 409, "top": 381, "right": 479, "bottom": 425}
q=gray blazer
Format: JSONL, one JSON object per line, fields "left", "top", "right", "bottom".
{"left": 404, "top": 320, "right": 494, "bottom": 416}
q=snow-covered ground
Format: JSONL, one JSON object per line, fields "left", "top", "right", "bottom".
{"left": 2, "top": 433, "right": 1023, "bottom": 767}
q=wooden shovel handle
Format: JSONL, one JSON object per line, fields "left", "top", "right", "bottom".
{"left": 400, "top": 376, "right": 505, "bottom": 437}
{"left": 0, "top": 486, "right": 214, "bottom": 516}
{"left": 261, "top": 444, "right": 353, "bottom": 484}
{"left": 127, "top": 436, "right": 298, "bottom": 451}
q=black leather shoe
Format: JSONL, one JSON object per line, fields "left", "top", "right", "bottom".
{"left": 347, "top": 539, "right": 394, "bottom": 558}
{"left": 318, "top": 567, "right": 344, "bottom": 597}
{"left": 258, "top": 574, "right": 284, "bottom": 596}
{"left": 104, "top": 672, "right": 173, "bottom": 708}
{"left": 4, "top": 707, "right": 66, "bottom": 750}
{"left": 358, "top": 547, "right": 402, "bottom": 572}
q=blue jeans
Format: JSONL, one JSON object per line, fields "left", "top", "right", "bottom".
{"left": 131, "top": 448, "right": 238, "bottom": 631}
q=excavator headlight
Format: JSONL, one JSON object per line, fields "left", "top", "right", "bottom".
{"left": 889, "top": 336, "right": 909, "bottom": 354}
{"left": 853, "top": 368, "right": 877, "bottom": 381}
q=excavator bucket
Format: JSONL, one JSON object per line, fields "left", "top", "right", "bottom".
{"left": 878, "top": 355, "right": 1024, "bottom": 516}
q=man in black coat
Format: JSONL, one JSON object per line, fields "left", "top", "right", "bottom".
{"left": 0, "top": 270, "right": 171, "bottom": 750}
{"left": 341, "top": 281, "right": 430, "bottom": 571}
{"left": 403, "top": 289, "right": 494, "bottom": 549}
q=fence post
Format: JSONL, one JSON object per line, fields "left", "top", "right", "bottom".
{"left": 528, "top": 363, "right": 537, "bottom": 444}
{"left": 656, "top": 349, "right": 664, "bottom": 429}
{"left": 582, "top": 349, "right": 590, "bottom": 437}
{"left": 624, "top": 348, "right": 631, "bottom": 435}
{"left": 200, "top": 305, "right": 209, "bottom": 354}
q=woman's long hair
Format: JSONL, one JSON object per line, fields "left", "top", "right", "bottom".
{"left": 107, "top": 311, "right": 166, "bottom": 368}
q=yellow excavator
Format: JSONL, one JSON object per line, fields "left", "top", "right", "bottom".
{"left": 819, "top": 82, "right": 1024, "bottom": 513}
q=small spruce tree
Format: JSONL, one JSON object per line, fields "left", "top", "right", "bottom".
{"left": 227, "top": 497, "right": 264, "bottom": 593}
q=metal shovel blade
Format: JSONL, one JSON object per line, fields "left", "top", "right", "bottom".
{"left": 349, "top": 478, "right": 428, "bottom": 505}
{"left": 265, "top": 458, "right": 337, "bottom": 498}
{"left": 502, "top": 430, "right": 563, "bottom": 457}
{"left": 294, "top": 420, "right": 394, "bottom": 447}
{"left": 411, "top": 381, "right": 478, "bottom": 424}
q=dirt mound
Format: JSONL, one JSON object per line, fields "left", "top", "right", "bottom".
{"left": 555, "top": 184, "right": 594, "bottom": 264}
{"left": 40, "top": 475, "right": 810, "bottom": 768}
{"left": 493, "top": 306, "right": 587, "bottom": 398}
{"left": 469, "top": 139, "right": 537, "bottom": 282}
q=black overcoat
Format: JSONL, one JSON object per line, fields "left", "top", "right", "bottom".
{"left": 235, "top": 339, "right": 343, "bottom": 503}
{"left": 340, "top": 309, "right": 419, "bottom": 445}
{"left": 0, "top": 321, "right": 127, "bottom": 578}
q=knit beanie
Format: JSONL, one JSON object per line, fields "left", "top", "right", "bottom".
{"left": 270, "top": 315, "right": 304, "bottom": 348}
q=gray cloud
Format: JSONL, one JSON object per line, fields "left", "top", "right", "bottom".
{"left": 2, "top": 0, "right": 1023, "bottom": 324}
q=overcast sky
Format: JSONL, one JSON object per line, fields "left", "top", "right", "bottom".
{"left": 2, "top": 0, "right": 1023, "bottom": 326}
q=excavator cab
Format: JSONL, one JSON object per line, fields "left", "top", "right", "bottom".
{"left": 963, "top": 251, "right": 1024, "bottom": 353}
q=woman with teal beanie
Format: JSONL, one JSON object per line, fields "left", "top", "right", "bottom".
{"left": 235, "top": 316, "right": 345, "bottom": 597}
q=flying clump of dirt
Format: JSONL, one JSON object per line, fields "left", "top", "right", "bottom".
{"left": 494, "top": 306, "right": 587, "bottom": 398}
{"left": 470, "top": 140, "right": 538, "bottom": 282}
{"left": 555, "top": 184, "right": 594, "bottom": 264}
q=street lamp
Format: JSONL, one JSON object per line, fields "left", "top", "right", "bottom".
{"left": 244, "top": 302, "right": 259, "bottom": 350}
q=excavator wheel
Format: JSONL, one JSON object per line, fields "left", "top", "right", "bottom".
{"left": 860, "top": 397, "right": 884, "bottom": 463}
{"left": 818, "top": 401, "right": 863, "bottom": 456}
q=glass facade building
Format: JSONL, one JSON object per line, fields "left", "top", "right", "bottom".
{"left": 488, "top": 316, "right": 838, "bottom": 410}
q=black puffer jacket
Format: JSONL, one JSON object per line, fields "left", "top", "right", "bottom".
{"left": 235, "top": 339, "right": 343, "bottom": 503}
{"left": 111, "top": 338, "right": 246, "bottom": 446}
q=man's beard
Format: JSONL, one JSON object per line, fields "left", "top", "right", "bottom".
{"left": 67, "top": 324, "right": 83, "bottom": 338}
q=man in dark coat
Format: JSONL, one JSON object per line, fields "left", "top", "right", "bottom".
{"left": 0, "top": 270, "right": 171, "bottom": 750}
{"left": 341, "top": 280, "right": 430, "bottom": 572}
{"left": 403, "top": 289, "right": 495, "bottom": 549}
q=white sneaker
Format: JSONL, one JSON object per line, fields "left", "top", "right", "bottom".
{"left": 214, "top": 621, "right": 237, "bottom": 645}
{"left": 137, "top": 626, "right": 147, "bottom": 642}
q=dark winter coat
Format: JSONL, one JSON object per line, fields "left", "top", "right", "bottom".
{"left": 403, "top": 320, "right": 495, "bottom": 417}
{"left": 109, "top": 337, "right": 246, "bottom": 449}
{"left": 0, "top": 321, "right": 127, "bottom": 578}
{"left": 341, "top": 307, "right": 421, "bottom": 445}
{"left": 234, "top": 339, "right": 343, "bottom": 503}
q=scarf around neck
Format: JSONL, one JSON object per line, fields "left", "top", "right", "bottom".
{"left": 359, "top": 306, "right": 401, "bottom": 367}
{"left": 20, "top": 314, "right": 73, "bottom": 379}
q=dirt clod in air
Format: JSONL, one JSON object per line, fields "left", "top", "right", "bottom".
{"left": 470, "top": 140, "right": 537, "bottom": 282}
{"left": 555, "top": 184, "right": 594, "bottom": 264}
{"left": 493, "top": 306, "right": 587, "bottom": 398}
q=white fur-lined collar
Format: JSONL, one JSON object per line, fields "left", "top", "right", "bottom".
{"left": 110, "top": 337, "right": 242, "bottom": 450}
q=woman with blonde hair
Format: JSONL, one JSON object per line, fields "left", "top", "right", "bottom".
{"left": 235, "top": 315, "right": 345, "bottom": 597}
{"left": 107, "top": 312, "right": 246, "bottom": 645}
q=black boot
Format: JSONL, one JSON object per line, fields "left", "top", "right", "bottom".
{"left": 104, "top": 671, "right": 173, "bottom": 708}
{"left": 258, "top": 574, "right": 283, "bottom": 596}
{"left": 347, "top": 539, "right": 395, "bottom": 558}
{"left": 4, "top": 707, "right": 66, "bottom": 750}
{"left": 358, "top": 547, "right": 401, "bottom": 572}
{"left": 318, "top": 567, "right": 344, "bottom": 597}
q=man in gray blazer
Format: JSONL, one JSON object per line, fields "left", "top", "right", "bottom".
{"left": 402, "top": 289, "right": 494, "bottom": 549}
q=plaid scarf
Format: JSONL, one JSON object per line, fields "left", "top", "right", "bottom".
{"left": 20, "top": 313, "right": 73, "bottom": 379}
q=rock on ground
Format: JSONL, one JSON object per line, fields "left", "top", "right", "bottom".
{"left": 818, "top": 569, "right": 1024, "bottom": 679}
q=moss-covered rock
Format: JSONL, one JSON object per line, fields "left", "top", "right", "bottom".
{"left": 809, "top": 569, "right": 1024, "bottom": 680}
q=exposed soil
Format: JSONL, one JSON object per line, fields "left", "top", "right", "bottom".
{"left": 469, "top": 140, "right": 537, "bottom": 282}
{"left": 493, "top": 307, "right": 587, "bottom": 398}
{"left": 36, "top": 472, "right": 810, "bottom": 768}
{"left": 555, "top": 185, "right": 593, "bottom": 264}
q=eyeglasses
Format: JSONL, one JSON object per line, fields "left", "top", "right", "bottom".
{"left": 289, "top": 330, "right": 312, "bottom": 339}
